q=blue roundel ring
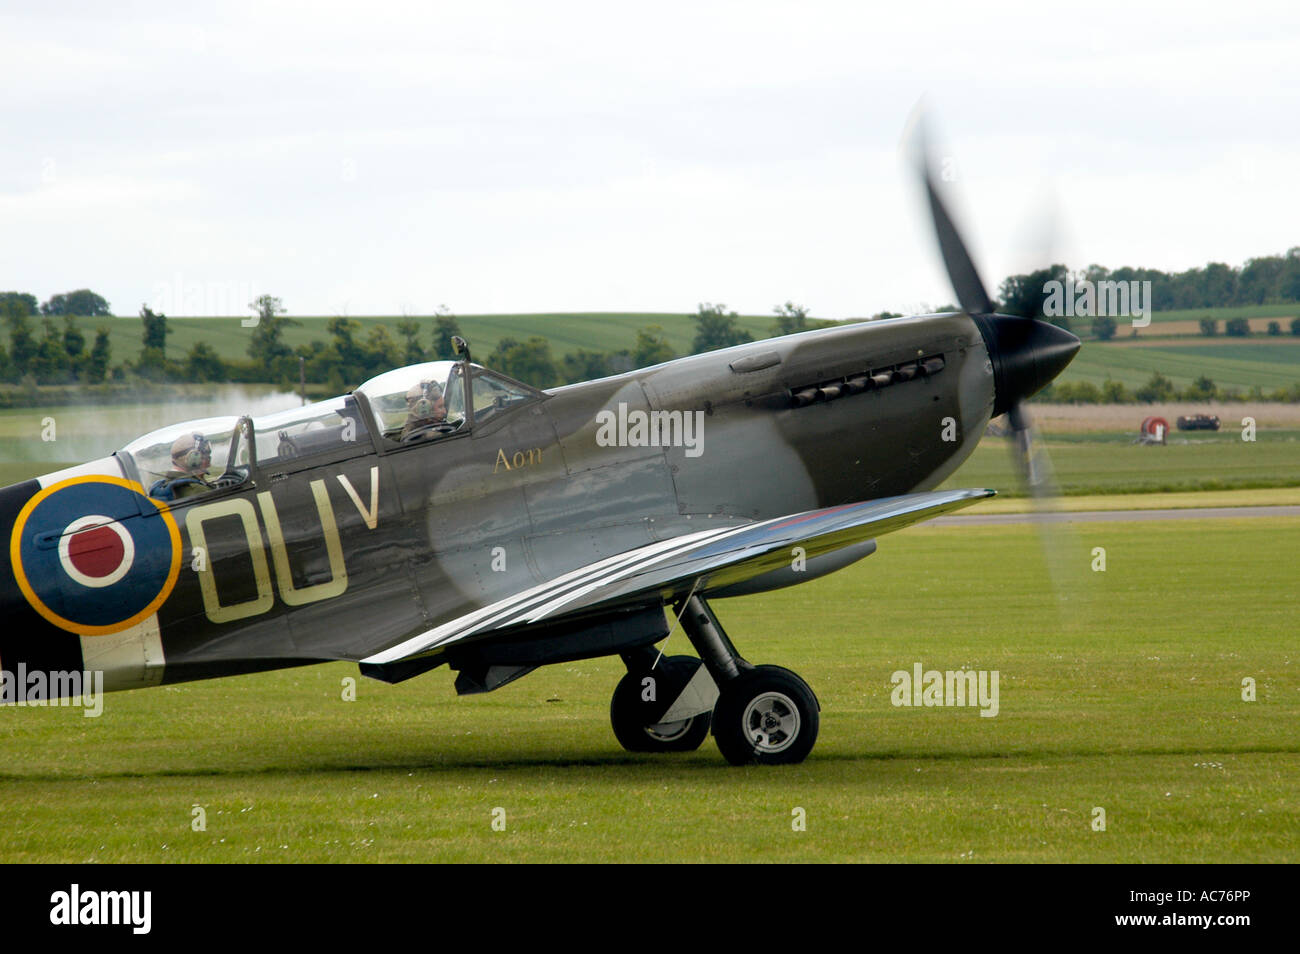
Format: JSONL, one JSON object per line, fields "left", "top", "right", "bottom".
{"left": 10, "top": 476, "right": 182, "bottom": 636}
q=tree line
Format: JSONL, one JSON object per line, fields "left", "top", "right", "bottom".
{"left": 0, "top": 291, "right": 832, "bottom": 392}
{"left": 0, "top": 290, "right": 114, "bottom": 384}
{"left": 1042, "top": 372, "right": 1300, "bottom": 405}
{"left": 997, "top": 248, "right": 1300, "bottom": 325}
{"left": 241, "top": 299, "right": 833, "bottom": 391}
{"left": 1194, "top": 317, "right": 1300, "bottom": 337}
{"left": 4, "top": 272, "right": 1300, "bottom": 402}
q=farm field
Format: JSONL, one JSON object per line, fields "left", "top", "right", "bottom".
{"left": 941, "top": 428, "right": 1300, "bottom": 497}
{"left": 1121, "top": 318, "right": 1286, "bottom": 336}
{"left": 1137, "top": 303, "right": 1300, "bottom": 325}
{"left": 1066, "top": 303, "right": 1300, "bottom": 331}
{"left": 1053, "top": 339, "right": 1300, "bottom": 391}
{"left": 1022, "top": 402, "right": 1300, "bottom": 432}
{"left": 1, "top": 515, "right": 1294, "bottom": 863}
{"left": 86, "top": 312, "right": 781, "bottom": 368}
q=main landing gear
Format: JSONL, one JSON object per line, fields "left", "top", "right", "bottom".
{"left": 609, "top": 595, "right": 820, "bottom": 765}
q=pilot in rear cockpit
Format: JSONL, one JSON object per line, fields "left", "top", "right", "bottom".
{"left": 400, "top": 380, "right": 447, "bottom": 439}
{"left": 148, "top": 433, "right": 215, "bottom": 501}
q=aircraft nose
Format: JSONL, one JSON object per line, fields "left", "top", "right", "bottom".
{"left": 971, "top": 314, "right": 1081, "bottom": 417}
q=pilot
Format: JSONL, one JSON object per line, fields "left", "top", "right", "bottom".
{"left": 148, "top": 433, "right": 216, "bottom": 501}
{"left": 400, "top": 380, "right": 448, "bottom": 439}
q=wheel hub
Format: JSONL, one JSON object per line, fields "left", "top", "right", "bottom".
{"left": 741, "top": 691, "right": 800, "bottom": 753}
{"left": 645, "top": 718, "right": 692, "bottom": 742}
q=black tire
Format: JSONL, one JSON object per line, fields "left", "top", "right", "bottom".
{"left": 610, "top": 655, "right": 712, "bottom": 753}
{"left": 712, "top": 665, "right": 819, "bottom": 766}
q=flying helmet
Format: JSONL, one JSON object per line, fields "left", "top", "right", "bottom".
{"left": 406, "top": 380, "right": 444, "bottom": 420}
{"left": 170, "top": 432, "right": 212, "bottom": 475}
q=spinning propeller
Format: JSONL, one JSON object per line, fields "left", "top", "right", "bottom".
{"left": 907, "top": 113, "right": 1079, "bottom": 500}
{"left": 908, "top": 112, "right": 1082, "bottom": 607}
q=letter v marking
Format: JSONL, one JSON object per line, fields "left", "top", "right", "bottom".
{"left": 337, "top": 467, "right": 380, "bottom": 529}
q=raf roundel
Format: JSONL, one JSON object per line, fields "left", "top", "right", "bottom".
{"left": 11, "top": 476, "right": 182, "bottom": 636}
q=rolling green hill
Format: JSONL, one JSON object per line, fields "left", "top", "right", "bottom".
{"left": 97, "top": 312, "right": 782, "bottom": 366}
{"left": 35, "top": 308, "right": 1300, "bottom": 395}
{"left": 1055, "top": 340, "right": 1300, "bottom": 391}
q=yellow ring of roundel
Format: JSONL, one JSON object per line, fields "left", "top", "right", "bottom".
{"left": 9, "top": 475, "right": 182, "bottom": 636}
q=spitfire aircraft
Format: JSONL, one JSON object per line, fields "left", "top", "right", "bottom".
{"left": 0, "top": 140, "right": 1079, "bottom": 764}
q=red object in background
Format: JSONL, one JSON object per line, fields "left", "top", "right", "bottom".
{"left": 1140, "top": 416, "right": 1170, "bottom": 443}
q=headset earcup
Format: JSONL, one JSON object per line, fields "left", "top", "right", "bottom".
{"left": 185, "top": 435, "right": 207, "bottom": 471}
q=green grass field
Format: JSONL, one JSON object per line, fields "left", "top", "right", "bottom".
{"left": 1070, "top": 302, "right": 1300, "bottom": 331}
{"left": 941, "top": 429, "right": 1300, "bottom": 497}
{"left": 1057, "top": 340, "right": 1300, "bottom": 391}
{"left": 1, "top": 515, "right": 1294, "bottom": 862}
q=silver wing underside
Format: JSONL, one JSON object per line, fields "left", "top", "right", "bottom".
{"left": 363, "top": 488, "right": 994, "bottom": 667}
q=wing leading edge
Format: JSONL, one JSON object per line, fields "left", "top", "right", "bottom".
{"left": 363, "top": 487, "right": 994, "bottom": 666}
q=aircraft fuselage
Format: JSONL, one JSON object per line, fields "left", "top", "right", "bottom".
{"left": 0, "top": 313, "right": 995, "bottom": 692}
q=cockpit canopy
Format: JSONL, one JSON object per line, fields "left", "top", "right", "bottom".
{"left": 356, "top": 361, "right": 466, "bottom": 439}
{"left": 253, "top": 394, "right": 367, "bottom": 467}
{"left": 117, "top": 359, "right": 543, "bottom": 501}
{"left": 355, "top": 360, "right": 538, "bottom": 439}
{"left": 118, "top": 396, "right": 368, "bottom": 498}
{"left": 120, "top": 415, "right": 247, "bottom": 491}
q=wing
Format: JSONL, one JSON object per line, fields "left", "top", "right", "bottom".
{"left": 363, "top": 488, "right": 993, "bottom": 666}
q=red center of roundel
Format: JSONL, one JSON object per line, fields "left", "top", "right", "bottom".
{"left": 67, "top": 525, "right": 126, "bottom": 579}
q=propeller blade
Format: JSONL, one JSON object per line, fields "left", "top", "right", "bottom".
{"left": 907, "top": 115, "right": 996, "bottom": 317}
{"left": 1004, "top": 399, "right": 1080, "bottom": 629}
{"left": 906, "top": 106, "right": 1087, "bottom": 633}
{"left": 1007, "top": 401, "right": 1053, "bottom": 499}
{"left": 922, "top": 173, "right": 996, "bottom": 317}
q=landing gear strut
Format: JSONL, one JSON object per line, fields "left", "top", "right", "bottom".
{"left": 608, "top": 595, "right": 821, "bottom": 764}
{"left": 673, "top": 594, "right": 821, "bottom": 765}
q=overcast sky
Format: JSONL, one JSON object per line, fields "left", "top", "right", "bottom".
{"left": 5, "top": 1, "right": 1300, "bottom": 320}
